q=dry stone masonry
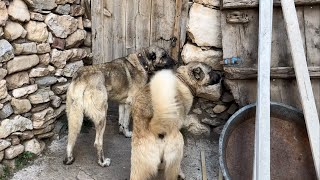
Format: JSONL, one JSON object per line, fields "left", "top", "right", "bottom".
{"left": 0, "top": 0, "right": 91, "bottom": 166}
{"left": 182, "top": 1, "right": 238, "bottom": 136}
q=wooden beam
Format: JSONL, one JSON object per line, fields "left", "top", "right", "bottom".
{"left": 222, "top": 0, "right": 320, "bottom": 9}
{"left": 171, "top": 0, "right": 183, "bottom": 62}
{"left": 223, "top": 66, "right": 320, "bottom": 79}
{"left": 281, "top": 0, "right": 320, "bottom": 178}
{"left": 253, "top": 0, "right": 273, "bottom": 179}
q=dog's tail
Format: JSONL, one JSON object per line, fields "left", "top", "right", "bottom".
{"left": 149, "top": 70, "right": 180, "bottom": 136}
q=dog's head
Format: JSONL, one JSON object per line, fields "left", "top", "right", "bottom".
{"left": 138, "top": 46, "right": 176, "bottom": 74}
{"left": 177, "top": 62, "right": 222, "bottom": 98}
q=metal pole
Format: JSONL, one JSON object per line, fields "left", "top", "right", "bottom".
{"left": 253, "top": 0, "right": 273, "bottom": 179}
{"left": 281, "top": 0, "right": 320, "bottom": 178}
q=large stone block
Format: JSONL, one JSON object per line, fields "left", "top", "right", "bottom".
{"left": 12, "top": 84, "right": 38, "bottom": 98}
{"left": 63, "top": 60, "right": 83, "bottom": 77}
{"left": 29, "top": 67, "right": 50, "bottom": 78}
{"left": 6, "top": 71, "right": 29, "bottom": 90}
{"left": 23, "top": 138, "right": 44, "bottom": 155}
{"left": 23, "top": 0, "right": 57, "bottom": 11}
{"left": 45, "top": 13, "right": 78, "bottom": 38}
{"left": 8, "top": 0, "right": 30, "bottom": 22}
{"left": 11, "top": 98, "right": 31, "bottom": 114}
{"left": 66, "top": 29, "right": 86, "bottom": 48}
{"left": 0, "top": 103, "right": 13, "bottom": 119}
{"left": 4, "top": 144, "right": 24, "bottom": 159}
{"left": 0, "top": 115, "right": 33, "bottom": 139}
{"left": 13, "top": 42, "right": 37, "bottom": 55}
{"left": 35, "top": 76, "right": 58, "bottom": 87}
{"left": 4, "top": 21, "right": 27, "bottom": 41}
{"left": 25, "top": 21, "right": 48, "bottom": 43}
{"left": 36, "top": 43, "right": 51, "bottom": 54}
{"left": 7, "top": 55, "right": 39, "bottom": 74}
{"left": 0, "top": 1, "right": 8, "bottom": 26}
{"left": 28, "top": 89, "right": 52, "bottom": 104}
{"left": 32, "top": 107, "right": 54, "bottom": 129}
{"left": 0, "top": 39, "right": 14, "bottom": 63}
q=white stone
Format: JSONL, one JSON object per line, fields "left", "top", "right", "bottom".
{"left": 194, "top": 0, "right": 220, "bottom": 7}
{"left": 0, "top": 115, "right": 33, "bottom": 139}
{"left": 12, "top": 84, "right": 38, "bottom": 98}
{"left": 50, "top": 49, "right": 72, "bottom": 68}
{"left": 57, "top": 77, "right": 67, "bottom": 83}
{"left": 11, "top": 98, "right": 32, "bottom": 114}
{"left": 181, "top": 43, "right": 222, "bottom": 70}
{"left": 66, "top": 29, "right": 86, "bottom": 48}
{"left": 8, "top": 0, "right": 30, "bottom": 22}
{"left": 0, "top": 68, "right": 7, "bottom": 80}
{"left": 23, "top": 138, "right": 44, "bottom": 155}
{"left": 30, "top": 12, "right": 45, "bottom": 21}
{"left": 39, "top": 53, "right": 50, "bottom": 65}
{"left": 7, "top": 55, "right": 39, "bottom": 74}
{"left": 183, "top": 114, "right": 210, "bottom": 136}
{"left": 0, "top": 95, "right": 11, "bottom": 104}
{"left": 0, "top": 1, "right": 8, "bottom": 26}
{"left": 50, "top": 95, "right": 61, "bottom": 108}
{"left": 55, "top": 69, "right": 63, "bottom": 76}
{"left": 13, "top": 42, "right": 37, "bottom": 55}
{"left": 23, "top": 0, "right": 57, "bottom": 10}
{"left": 187, "top": 3, "right": 221, "bottom": 47}
{"left": 4, "top": 144, "right": 24, "bottom": 159}
{"left": 5, "top": 71, "right": 29, "bottom": 90}
{"left": 0, "top": 39, "right": 14, "bottom": 63}
{"left": 197, "top": 80, "right": 222, "bottom": 101}
{"left": 25, "top": 21, "right": 48, "bottom": 43}
{"left": 0, "top": 140, "right": 11, "bottom": 151}
{"left": 37, "top": 43, "right": 51, "bottom": 54}
{"left": 55, "top": 4, "right": 70, "bottom": 15}
{"left": 0, "top": 103, "right": 13, "bottom": 119}
{"left": 29, "top": 67, "right": 50, "bottom": 78}
{"left": 63, "top": 61, "right": 83, "bottom": 77}
{"left": 212, "top": 104, "right": 227, "bottom": 113}
{"left": 35, "top": 76, "right": 57, "bottom": 87}
{"left": 28, "top": 89, "right": 51, "bottom": 104}
{"left": 32, "top": 107, "right": 54, "bottom": 129}
{"left": 4, "top": 21, "right": 27, "bottom": 41}
{"left": 52, "top": 83, "right": 70, "bottom": 95}
{"left": 0, "top": 80, "right": 8, "bottom": 100}
{"left": 45, "top": 13, "right": 78, "bottom": 38}
{"left": 69, "top": 48, "right": 87, "bottom": 61}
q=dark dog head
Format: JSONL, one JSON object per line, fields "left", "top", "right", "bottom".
{"left": 176, "top": 62, "right": 222, "bottom": 99}
{"left": 138, "top": 46, "right": 176, "bottom": 74}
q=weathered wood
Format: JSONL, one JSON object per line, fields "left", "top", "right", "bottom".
{"left": 222, "top": 0, "right": 320, "bottom": 9}
{"left": 112, "top": 0, "right": 126, "bottom": 59}
{"left": 172, "top": 0, "right": 183, "bottom": 61}
{"left": 135, "top": 0, "right": 152, "bottom": 50}
{"left": 125, "top": 0, "right": 138, "bottom": 54}
{"left": 150, "top": 0, "right": 164, "bottom": 48}
{"left": 180, "top": 0, "right": 189, "bottom": 49}
{"left": 253, "top": 0, "right": 273, "bottom": 178}
{"left": 103, "top": 0, "right": 113, "bottom": 62}
{"left": 281, "top": 0, "right": 320, "bottom": 177}
{"left": 92, "top": 0, "right": 104, "bottom": 64}
{"left": 224, "top": 66, "right": 320, "bottom": 79}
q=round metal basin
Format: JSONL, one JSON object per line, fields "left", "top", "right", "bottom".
{"left": 219, "top": 102, "right": 317, "bottom": 180}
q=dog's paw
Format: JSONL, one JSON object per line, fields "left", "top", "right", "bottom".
{"left": 119, "top": 124, "right": 124, "bottom": 133}
{"left": 123, "top": 129, "right": 132, "bottom": 138}
{"left": 63, "top": 156, "right": 75, "bottom": 165}
{"left": 98, "top": 158, "right": 111, "bottom": 167}
{"left": 178, "top": 171, "right": 185, "bottom": 180}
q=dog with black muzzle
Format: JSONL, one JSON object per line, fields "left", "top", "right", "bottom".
{"left": 130, "top": 62, "right": 221, "bottom": 180}
{"left": 63, "top": 46, "right": 176, "bottom": 167}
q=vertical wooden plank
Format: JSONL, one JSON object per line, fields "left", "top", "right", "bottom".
{"left": 179, "top": 0, "right": 189, "bottom": 49}
{"left": 171, "top": 0, "right": 183, "bottom": 61}
{"left": 281, "top": 0, "right": 320, "bottom": 177}
{"left": 103, "top": 0, "right": 113, "bottom": 62}
{"left": 162, "top": 0, "right": 176, "bottom": 52}
{"left": 125, "top": 0, "right": 138, "bottom": 54}
{"left": 150, "top": 0, "right": 163, "bottom": 47}
{"left": 136, "top": 0, "right": 152, "bottom": 50}
{"left": 92, "top": 0, "right": 104, "bottom": 64}
{"left": 304, "top": 6, "right": 320, "bottom": 66}
{"left": 112, "top": 0, "right": 126, "bottom": 59}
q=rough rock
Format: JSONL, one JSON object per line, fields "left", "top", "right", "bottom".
{"left": 69, "top": 48, "right": 87, "bottom": 61}
{"left": 201, "top": 117, "right": 224, "bottom": 127}
{"left": 35, "top": 76, "right": 58, "bottom": 86}
{"left": 50, "top": 95, "right": 61, "bottom": 108}
{"left": 23, "top": 0, "right": 57, "bottom": 11}
{"left": 13, "top": 42, "right": 37, "bottom": 55}
{"left": 47, "top": 65, "right": 55, "bottom": 73}
{"left": 4, "top": 144, "right": 24, "bottom": 159}
{"left": 184, "top": 114, "right": 210, "bottom": 136}
{"left": 181, "top": 43, "right": 222, "bottom": 70}
{"left": 212, "top": 104, "right": 227, "bottom": 113}
{"left": 4, "top": 21, "right": 27, "bottom": 41}
{"left": 0, "top": 103, "right": 13, "bottom": 119}
{"left": 19, "top": 131, "right": 34, "bottom": 141}
{"left": 66, "top": 29, "right": 86, "bottom": 48}
{"left": 37, "top": 132, "right": 54, "bottom": 139}
{"left": 63, "top": 60, "right": 83, "bottom": 77}
{"left": 0, "top": 95, "right": 11, "bottom": 104}
{"left": 28, "top": 89, "right": 52, "bottom": 104}
{"left": 45, "top": 13, "right": 78, "bottom": 38}
{"left": 29, "top": 67, "right": 50, "bottom": 77}
{"left": 227, "top": 103, "right": 238, "bottom": 115}
{"left": 8, "top": 0, "right": 30, "bottom": 22}
{"left": 0, "top": 1, "right": 8, "bottom": 26}
{"left": 0, "top": 27, "right": 3, "bottom": 37}
{"left": 54, "top": 104, "right": 65, "bottom": 118}
{"left": 9, "top": 135, "right": 20, "bottom": 145}
{"left": 23, "top": 138, "right": 44, "bottom": 155}
{"left": 83, "top": 19, "right": 91, "bottom": 29}
{"left": 12, "top": 84, "right": 38, "bottom": 98}
{"left": 52, "top": 83, "right": 70, "bottom": 95}
{"left": 55, "top": 69, "right": 63, "bottom": 76}
{"left": 0, "top": 115, "right": 33, "bottom": 139}
{"left": 70, "top": 4, "right": 84, "bottom": 16}
{"left": 77, "top": 16, "right": 83, "bottom": 29}
{"left": 39, "top": 53, "right": 50, "bottom": 65}
{"left": 84, "top": 32, "right": 92, "bottom": 47}
{"left": 33, "top": 123, "right": 54, "bottom": 135}
{"left": 57, "top": 77, "right": 67, "bottom": 83}
{"left": 194, "top": 0, "right": 220, "bottom": 7}
{"left": 0, "top": 40, "right": 14, "bottom": 63}
{"left": 187, "top": 3, "right": 221, "bottom": 47}
{"left": 0, "top": 151, "right": 3, "bottom": 162}
{"left": 31, "top": 102, "right": 49, "bottom": 113}
{"left": 55, "top": 0, "right": 76, "bottom": 5}
{"left": 0, "top": 140, "right": 11, "bottom": 151}
{"left": 52, "top": 37, "right": 66, "bottom": 50}
{"left": 11, "top": 98, "right": 32, "bottom": 114}
{"left": 197, "top": 81, "right": 222, "bottom": 101}
{"left": 55, "top": 4, "right": 70, "bottom": 15}
{"left": 25, "top": 21, "right": 48, "bottom": 42}
{"left": 7, "top": 55, "right": 39, "bottom": 74}
{"left": 50, "top": 49, "right": 72, "bottom": 68}
{"left": 30, "top": 12, "right": 45, "bottom": 21}
{"left": 6, "top": 71, "right": 29, "bottom": 90}
{"left": 0, "top": 80, "right": 8, "bottom": 100}
{"left": 32, "top": 107, "right": 54, "bottom": 129}
{"left": 0, "top": 68, "right": 7, "bottom": 80}
{"left": 37, "top": 43, "right": 51, "bottom": 54}
{"left": 221, "top": 91, "right": 234, "bottom": 103}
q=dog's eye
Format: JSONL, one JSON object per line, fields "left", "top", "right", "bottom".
{"left": 145, "top": 65, "right": 148, "bottom": 69}
{"left": 192, "top": 67, "right": 204, "bottom": 81}
{"left": 147, "top": 52, "right": 156, "bottom": 61}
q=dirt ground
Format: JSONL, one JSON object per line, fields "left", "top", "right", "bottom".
{"left": 11, "top": 109, "right": 220, "bottom": 180}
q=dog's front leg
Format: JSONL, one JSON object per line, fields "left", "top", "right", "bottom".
{"left": 118, "top": 104, "right": 125, "bottom": 133}
{"left": 122, "top": 103, "right": 132, "bottom": 138}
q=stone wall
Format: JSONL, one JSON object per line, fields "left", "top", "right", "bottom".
{"left": 182, "top": 0, "right": 238, "bottom": 136}
{"left": 0, "top": 0, "right": 91, "bottom": 165}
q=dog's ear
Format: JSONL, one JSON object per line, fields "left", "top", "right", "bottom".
{"left": 192, "top": 67, "right": 205, "bottom": 81}
{"left": 147, "top": 52, "right": 157, "bottom": 61}
{"left": 208, "top": 71, "right": 221, "bottom": 85}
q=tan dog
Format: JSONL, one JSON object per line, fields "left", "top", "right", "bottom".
{"left": 63, "top": 46, "right": 175, "bottom": 167}
{"left": 130, "top": 62, "right": 221, "bottom": 180}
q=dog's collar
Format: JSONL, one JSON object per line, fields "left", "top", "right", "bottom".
{"left": 176, "top": 73, "right": 196, "bottom": 96}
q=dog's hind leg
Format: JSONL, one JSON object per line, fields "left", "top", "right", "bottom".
{"left": 118, "top": 104, "right": 125, "bottom": 133}
{"left": 93, "top": 115, "right": 110, "bottom": 167}
{"left": 163, "top": 132, "right": 185, "bottom": 180}
{"left": 63, "top": 103, "right": 83, "bottom": 165}
{"left": 122, "top": 103, "right": 132, "bottom": 138}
